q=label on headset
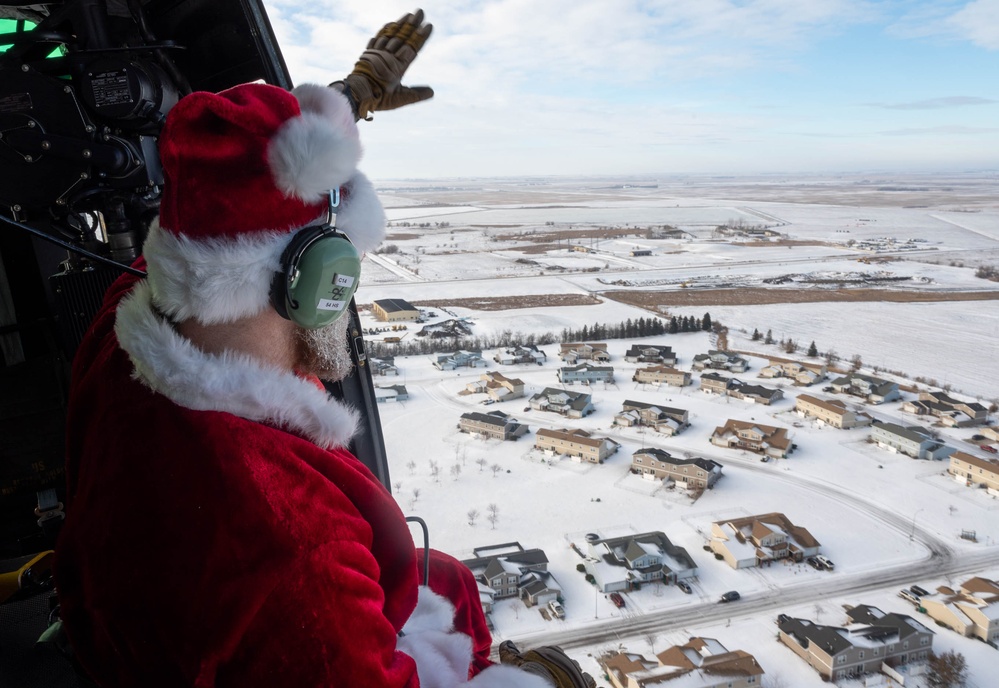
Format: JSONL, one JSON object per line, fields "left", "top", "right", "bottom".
{"left": 333, "top": 274, "right": 355, "bottom": 288}
{"left": 318, "top": 299, "right": 347, "bottom": 312}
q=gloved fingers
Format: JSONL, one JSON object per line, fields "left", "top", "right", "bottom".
{"left": 383, "top": 85, "right": 434, "bottom": 111}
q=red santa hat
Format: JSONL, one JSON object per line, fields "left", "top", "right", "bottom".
{"left": 143, "top": 82, "right": 385, "bottom": 325}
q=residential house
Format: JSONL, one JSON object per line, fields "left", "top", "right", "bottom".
{"left": 529, "top": 388, "right": 594, "bottom": 418}
{"left": 709, "top": 513, "right": 820, "bottom": 568}
{"left": 493, "top": 345, "right": 546, "bottom": 365}
{"left": 458, "top": 411, "right": 529, "bottom": 440}
{"left": 948, "top": 452, "right": 999, "bottom": 494}
{"left": 699, "top": 372, "right": 742, "bottom": 396}
{"left": 633, "top": 365, "right": 691, "bottom": 387}
{"left": 902, "top": 391, "right": 989, "bottom": 427}
{"left": 372, "top": 298, "right": 420, "bottom": 322}
{"left": 584, "top": 531, "right": 697, "bottom": 592}
{"left": 374, "top": 385, "right": 409, "bottom": 403}
{"left": 464, "top": 371, "right": 525, "bottom": 401}
{"left": 778, "top": 607, "right": 933, "bottom": 682}
{"left": 710, "top": 420, "right": 792, "bottom": 459}
{"left": 631, "top": 448, "right": 723, "bottom": 489}
{"left": 692, "top": 350, "right": 749, "bottom": 373}
{"left": 557, "top": 363, "right": 615, "bottom": 385}
{"left": 460, "top": 543, "right": 561, "bottom": 608}
{"left": 982, "top": 426, "right": 999, "bottom": 442}
{"left": 371, "top": 357, "right": 399, "bottom": 376}
{"left": 614, "top": 400, "right": 689, "bottom": 436}
{"left": 870, "top": 421, "right": 955, "bottom": 460}
{"left": 434, "top": 350, "right": 488, "bottom": 370}
{"left": 536, "top": 428, "right": 619, "bottom": 463}
{"left": 624, "top": 345, "right": 677, "bottom": 365}
{"left": 600, "top": 638, "right": 765, "bottom": 688}
{"left": 558, "top": 342, "right": 610, "bottom": 364}
{"left": 730, "top": 383, "right": 784, "bottom": 405}
{"left": 795, "top": 394, "right": 873, "bottom": 429}
{"left": 920, "top": 577, "right": 999, "bottom": 645}
{"left": 759, "top": 359, "right": 828, "bottom": 386}
{"left": 830, "top": 373, "right": 901, "bottom": 404}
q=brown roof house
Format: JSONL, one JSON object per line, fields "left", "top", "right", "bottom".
{"left": 921, "top": 576, "right": 999, "bottom": 645}
{"left": 633, "top": 365, "right": 691, "bottom": 387}
{"left": 759, "top": 359, "right": 827, "bottom": 386}
{"left": 710, "top": 420, "right": 792, "bottom": 459}
{"left": 948, "top": 451, "right": 999, "bottom": 494}
{"left": 902, "top": 391, "right": 989, "bottom": 427}
{"left": 535, "top": 428, "right": 619, "bottom": 464}
{"left": 464, "top": 371, "right": 525, "bottom": 401}
{"left": 778, "top": 605, "right": 934, "bottom": 683}
{"left": 710, "top": 513, "right": 820, "bottom": 568}
{"left": 795, "top": 394, "right": 873, "bottom": 429}
{"left": 458, "top": 410, "right": 529, "bottom": 441}
{"left": 600, "top": 637, "right": 765, "bottom": 688}
{"left": 558, "top": 342, "right": 610, "bottom": 364}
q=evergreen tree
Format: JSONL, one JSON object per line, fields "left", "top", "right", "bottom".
{"left": 807, "top": 341, "right": 818, "bottom": 357}
{"left": 764, "top": 329, "right": 773, "bottom": 344}
{"left": 702, "top": 313, "right": 712, "bottom": 331}
{"left": 752, "top": 328, "right": 761, "bottom": 341}
{"left": 652, "top": 317, "right": 665, "bottom": 335}
{"left": 668, "top": 317, "right": 679, "bottom": 334}
{"left": 580, "top": 325, "right": 588, "bottom": 341}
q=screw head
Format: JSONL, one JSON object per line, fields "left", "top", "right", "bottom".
{"left": 41, "top": 141, "right": 50, "bottom": 150}
{"left": 24, "top": 155, "right": 33, "bottom": 162}
{"left": 82, "top": 150, "right": 91, "bottom": 159}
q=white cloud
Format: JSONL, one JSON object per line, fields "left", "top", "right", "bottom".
{"left": 947, "top": 0, "right": 999, "bottom": 49}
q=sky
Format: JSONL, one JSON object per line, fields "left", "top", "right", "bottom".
{"left": 264, "top": 0, "right": 999, "bottom": 178}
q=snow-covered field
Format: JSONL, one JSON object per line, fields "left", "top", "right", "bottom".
{"left": 359, "top": 175, "right": 999, "bottom": 687}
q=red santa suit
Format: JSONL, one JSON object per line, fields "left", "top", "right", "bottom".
{"left": 53, "top": 82, "right": 549, "bottom": 688}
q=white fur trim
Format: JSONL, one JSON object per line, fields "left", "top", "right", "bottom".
{"left": 115, "top": 280, "right": 359, "bottom": 449}
{"left": 143, "top": 218, "right": 292, "bottom": 325}
{"left": 338, "top": 172, "right": 387, "bottom": 254}
{"left": 396, "top": 588, "right": 552, "bottom": 687}
{"left": 270, "top": 85, "right": 361, "bottom": 203}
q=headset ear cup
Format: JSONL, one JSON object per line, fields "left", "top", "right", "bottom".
{"left": 275, "top": 226, "right": 361, "bottom": 329}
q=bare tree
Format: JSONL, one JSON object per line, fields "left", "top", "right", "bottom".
{"left": 467, "top": 509, "right": 479, "bottom": 526}
{"left": 927, "top": 650, "right": 968, "bottom": 688}
{"left": 412, "top": 488, "right": 420, "bottom": 503}
{"left": 429, "top": 460, "right": 441, "bottom": 483}
{"left": 393, "top": 481, "right": 402, "bottom": 493}
{"left": 643, "top": 631, "right": 659, "bottom": 653}
{"left": 450, "top": 464, "right": 462, "bottom": 481}
{"left": 476, "top": 457, "right": 488, "bottom": 472}
{"left": 491, "top": 463, "right": 502, "bottom": 478}
{"left": 850, "top": 354, "right": 863, "bottom": 372}
{"left": 487, "top": 503, "right": 499, "bottom": 529}
{"left": 406, "top": 460, "right": 416, "bottom": 474}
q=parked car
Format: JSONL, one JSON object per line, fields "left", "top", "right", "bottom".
{"left": 523, "top": 406, "right": 531, "bottom": 412}
{"left": 910, "top": 585, "right": 930, "bottom": 597}
{"left": 982, "top": 445, "right": 997, "bottom": 454}
{"left": 806, "top": 557, "right": 823, "bottom": 570}
{"left": 760, "top": 456, "right": 770, "bottom": 463}
{"left": 815, "top": 555, "right": 835, "bottom": 571}
{"left": 719, "top": 590, "right": 740, "bottom": 603}
{"left": 480, "top": 398, "right": 495, "bottom": 405}
{"left": 776, "top": 613, "right": 790, "bottom": 625}
{"left": 971, "top": 434, "right": 986, "bottom": 441}
{"left": 899, "top": 589, "right": 921, "bottom": 605}
{"left": 548, "top": 600, "right": 565, "bottom": 619}
{"left": 609, "top": 593, "right": 625, "bottom": 608}
{"left": 677, "top": 580, "right": 692, "bottom": 594}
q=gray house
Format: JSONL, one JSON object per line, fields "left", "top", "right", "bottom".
{"left": 557, "top": 363, "right": 614, "bottom": 385}
{"left": 435, "top": 350, "right": 488, "bottom": 370}
{"left": 831, "top": 374, "right": 901, "bottom": 404}
{"left": 692, "top": 350, "right": 749, "bottom": 373}
{"left": 624, "top": 344, "right": 677, "bottom": 365}
{"left": 461, "top": 543, "right": 560, "bottom": 608}
{"left": 529, "top": 388, "right": 594, "bottom": 418}
{"left": 614, "top": 400, "right": 689, "bottom": 436}
{"left": 870, "top": 421, "right": 955, "bottom": 460}
{"left": 730, "top": 383, "right": 784, "bottom": 405}
{"left": 584, "top": 531, "right": 698, "bottom": 592}
{"left": 631, "top": 448, "right": 723, "bottom": 489}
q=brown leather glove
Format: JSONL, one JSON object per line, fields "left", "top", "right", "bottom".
{"left": 332, "top": 9, "right": 434, "bottom": 121}
{"left": 499, "top": 640, "right": 597, "bottom": 688}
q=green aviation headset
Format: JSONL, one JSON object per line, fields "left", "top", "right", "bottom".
{"left": 270, "top": 188, "right": 362, "bottom": 329}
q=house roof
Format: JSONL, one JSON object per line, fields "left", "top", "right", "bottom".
{"left": 797, "top": 394, "right": 848, "bottom": 414}
{"left": 633, "top": 448, "right": 722, "bottom": 473}
{"left": 780, "top": 618, "right": 853, "bottom": 656}
{"left": 593, "top": 531, "right": 697, "bottom": 572}
{"left": 622, "top": 400, "right": 687, "bottom": 417}
{"left": 714, "top": 512, "right": 820, "bottom": 549}
{"left": 712, "top": 419, "right": 791, "bottom": 449}
{"left": 560, "top": 363, "right": 614, "bottom": 373}
{"left": 950, "top": 451, "right": 999, "bottom": 476}
{"left": 460, "top": 410, "right": 513, "bottom": 427}
{"left": 559, "top": 342, "right": 608, "bottom": 352}
{"left": 373, "top": 298, "right": 418, "bottom": 312}
{"left": 846, "top": 605, "right": 933, "bottom": 641}
{"left": 537, "top": 427, "right": 615, "bottom": 449}
{"left": 626, "top": 344, "right": 674, "bottom": 356}
{"left": 872, "top": 421, "right": 932, "bottom": 443}
{"left": 636, "top": 365, "right": 686, "bottom": 375}
{"left": 737, "top": 384, "right": 780, "bottom": 398}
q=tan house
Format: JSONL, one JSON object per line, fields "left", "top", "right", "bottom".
{"left": 558, "top": 342, "right": 610, "bottom": 363}
{"left": 710, "top": 420, "right": 792, "bottom": 458}
{"left": 632, "top": 448, "right": 723, "bottom": 489}
{"left": 633, "top": 365, "right": 691, "bottom": 387}
{"left": 948, "top": 452, "right": 999, "bottom": 493}
{"left": 729, "top": 384, "right": 783, "bottom": 405}
{"left": 903, "top": 391, "right": 989, "bottom": 427}
{"left": 600, "top": 638, "right": 765, "bottom": 688}
{"left": 699, "top": 372, "right": 741, "bottom": 396}
{"left": 778, "top": 606, "right": 934, "bottom": 683}
{"left": 795, "top": 394, "right": 873, "bottom": 429}
{"left": 458, "top": 411, "right": 528, "bottom": 440}
{"left": 710, "top": 512, "right": 820, "bottom": 568}
{"left": 921, "top": 577, "right": 999, "bottom": 644}
{"left": 464, "top": 371, "right": 525, "bottom": 401}
{"left": 535, "top": 428, "right": 619, "bottom": 463}
{"left": 760, "top": 360, "right": 827, "bottom": 385}
{"left": 614, "top": 400, "right": 689, "bottom": 436}
{"left": 371, "top": 298, "right": 420, "bottom": 322}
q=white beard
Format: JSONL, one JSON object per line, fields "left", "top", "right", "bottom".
{"left": 296, "top": 315, "right": 354, "bottom": 381}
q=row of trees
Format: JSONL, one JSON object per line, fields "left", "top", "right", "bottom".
{"left": 562, "top": 313, "right": 714, "bottom": 342}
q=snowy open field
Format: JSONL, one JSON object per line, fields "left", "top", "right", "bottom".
{"left": 358, "top": 174, "right": 999, "bottom": 687}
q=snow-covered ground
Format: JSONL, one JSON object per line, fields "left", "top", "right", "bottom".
{"left": 358, "top": 176, "right": 999, "bottom": 687}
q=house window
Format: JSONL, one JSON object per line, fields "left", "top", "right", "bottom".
{"left": 903, "top": 642, "right": 909, "bottom": 649}
{"left": 837, "top": 656, "right": 846, "bottom": 664}
{"left": 859, "top": 651, "right": 864, "bottom": 660}
{"left": 920, "top": 637, "right": 929, "bottom": 646}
